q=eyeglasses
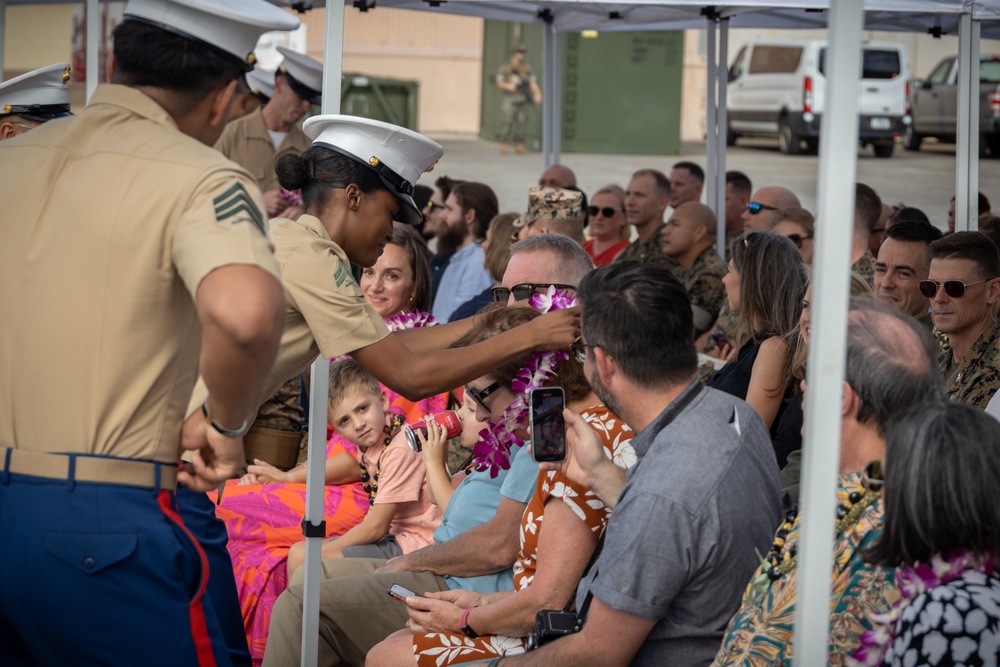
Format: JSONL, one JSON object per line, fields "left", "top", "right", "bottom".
{"left": 570, "top": 337, "right": 600, "bottom": 364}
{"left": 783, "top": 233, "right": 813, "bottom": 248}
{"left": 466, "top": 380, "right": 504, "bottom": 413}
{"left": 490, "top": 283, "right": 576, "bottom": 303}
{"left": 745, "top": 202, "right": 781, "bottom": 215}
{"left": 587, "top": 206, "right": 621, "bottom": 218}
{"left": 917, "top": 278, "right": 989, "bottom": 299}
{"left": 426, "top": 201, "right": 444, "bottom": 213}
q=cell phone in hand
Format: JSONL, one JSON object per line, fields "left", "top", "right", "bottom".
{"left": 387, "top": 584, "right": 418, "bottom": 602}
{"left": 529, "top": 387, "right": 566, "bottom": 462}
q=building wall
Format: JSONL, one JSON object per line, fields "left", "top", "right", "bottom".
{"left": 3, "top": 5, "right": 73, "bottom": 75}
{"left": 302, "top": 8, "right": 484, "bottom": 134}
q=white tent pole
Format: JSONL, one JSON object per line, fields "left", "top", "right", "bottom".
{"left": 300, "top": 5, "right": 344, "bottom": 667}
{"left": 716, "top": 17, "right": 729, "bottom": 256}
{"left": 705, "top": 14, "right": 718, "bottom": 234}
{"left": 0, "top": 0, "right": 7, "bottom": 79}
{"left": 793, "top": 1, "right": 863, "bottom": 666}
{"left": 955, "top": 13, "right": 979, "bottom": 232}
{"left": 86, "top": 0, "right": 98, "bottom": 102}
{"left": 552, "top": 28, "right": 562, "bottom": 165}
{"left": 542, "top": 23, "right": 554, "bottom": 168}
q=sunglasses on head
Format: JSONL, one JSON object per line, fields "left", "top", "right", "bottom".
{"left": 918, "top": 278, "right": 989, "bottom": 299}
{"left": 490, "top": 283, "right": 576, "bottom": 303}
{"left": 745, "top": 202, "right": 781, "bottom": 215}
{"left": 587, "top": 206, "right": 621, "bottom": 218}
{"left": 466, "top": 379, "right": 503, "bottom": 413}
{"left": 783, "top": 233, "right": 813, "bottom": 248}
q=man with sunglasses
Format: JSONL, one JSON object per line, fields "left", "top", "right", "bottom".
{"left": 926, "top": 232, "right": 1000, "bottom": 408}
{"left": 874, "top": 219, "right": 943, "bottom": 332}
{"left": 659, "top": 202, "right": 728, "bottom": 336}
{"left": 216, "top": 47, "right": 322, "bottom": 220}
{"left": 741, "top": 186, "right": 801, "bottom": 233}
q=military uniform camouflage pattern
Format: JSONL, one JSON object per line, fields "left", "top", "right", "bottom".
{"left": 938, "top": 321, "right": 1000, "bottom": 409}
{"left": 496, "top": 63, "right": 535, "bottom": 145}
{"left": 703, "top": 302, "right": 740, "bottom": 355}
{"left": 516, "top": 187, "right": 583, "bottom": 229}
{"left": 851, "top": 249, "right": 877, "bottom": 289}
{"left": 252, "top": 375, "right": 305, "bottom": 431}
{"left": 725, "top": 231, "right": 740, "bottom": 262}
{"left": 675, "top": 246, "right": 728, "bottom": 336}
{"left": 615, "top": 225, "right": 680, "bottom": 270}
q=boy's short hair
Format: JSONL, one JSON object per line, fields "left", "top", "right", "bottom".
{"left": 328, "top": 359, "right": 381, "bottom": 406}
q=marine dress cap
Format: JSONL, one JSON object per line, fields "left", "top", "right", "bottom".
{"left": 276, "top": 47, "right": 323, "bottom": 105}
{"left": 123, "top": 0, "right": 300, "bottom": 71}
{"left": 0, "top": 63, "right": 72, "bottom": 121}
{"left": 303, "top": 114, "right": 444, "bottom": 226}
{"left": 515, "top": 187, "right": 584, "bottom": 228}
{"left": 245, "top": 67, "right": 275, "bottom": 103}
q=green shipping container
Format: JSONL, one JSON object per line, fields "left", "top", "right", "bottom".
{"left": 341, "top": 73, "right": 419, "bottom": 130}
{"left": 480, "top": 21, "right": 684, "bottom": 155}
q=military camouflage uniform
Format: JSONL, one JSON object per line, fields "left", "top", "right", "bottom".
{"left": 704, "top": 302, "right": 740, "bottom": 355}
{"left": 616, "top": 225, "right": 679, "bottom": 270}
{"left": 938, "top": 320, "right": 1000, "bottom": 409}
{"left": 496, "top": 63, "right": 535, "bottom": 145}
{"left": 852, "top": 249, "right": 877, "bottom": 289}
{"left": 674, "top": 246, "right": 728, "bottom": 336}
{"left": 725, "top": 230, "right": 741, "bottom": 262}
{"left": 516, "top": 187, "right": 582, "bottom": 231}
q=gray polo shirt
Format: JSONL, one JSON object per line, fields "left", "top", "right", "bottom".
{"left": 577, "top": 381, "right": 781, "bottom": 666}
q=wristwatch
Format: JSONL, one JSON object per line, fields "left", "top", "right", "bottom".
{"left": 202, "top": 400, "right": 250, "bottom": 438}
{"left": 459, "top": 607, "right": 480, "bottom": 639}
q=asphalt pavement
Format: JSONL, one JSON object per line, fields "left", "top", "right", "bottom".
{"left": 425, "top": 133, "right": 1000, "bottom": 229}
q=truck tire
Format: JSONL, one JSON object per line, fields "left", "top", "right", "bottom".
{"left": 873, "top": 142, "right": 894, "bottom": 158}
{"left": 778, "top": 117, "right": 802, "bottom": 155}
{"left": 726, "top": 121, "right": 737, "bottom": 147}
{"left": 991, "top": 135, "right": 1000, "bottom": 159}
{"left": 902, "top": 125, "right": 922, "bottom": 151}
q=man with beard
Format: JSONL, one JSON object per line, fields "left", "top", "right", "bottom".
{"left": 497, "top": 261, "right": 781, "bottom": 666}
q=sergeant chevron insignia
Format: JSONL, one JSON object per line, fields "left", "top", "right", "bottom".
{"left": 214, "top": 182, "right": 265, "bottom": 235}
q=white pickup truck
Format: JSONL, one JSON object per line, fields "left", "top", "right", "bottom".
{"left": 903, "top": 55, "right": 1000, "bottom": 157}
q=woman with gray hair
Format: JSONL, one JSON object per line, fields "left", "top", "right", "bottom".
{"left": 711, "top": 231, "right": 808, "bottom": 434}
{"left": 853, "top": 401, "right": 1000, "bottom": 666}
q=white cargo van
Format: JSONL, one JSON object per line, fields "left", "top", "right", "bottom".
{"left": 726, "top": 40, "right": 911, "bottom": 158}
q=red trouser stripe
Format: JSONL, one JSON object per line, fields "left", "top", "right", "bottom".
{"left": 157, "top": 490, "right": 218, "bottom": 667}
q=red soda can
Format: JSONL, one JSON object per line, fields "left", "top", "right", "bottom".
{"left": 405, "top": 411, "right": 462, "bottom": 452}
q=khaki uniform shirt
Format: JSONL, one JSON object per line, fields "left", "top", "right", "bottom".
{"left": 674, "top": 246, "right": 728, "bottom": 336}
{"left": 215, "top": 108, "right": 310, "bottom": 193}
{"left": 939, "top": 320, "right": 1000, "bottom": 409}
{"left": 188, "top": 214, "right": 391, "bottom": 417}
{"left": 0, "top": 85, "right": 278, "bottom": 463}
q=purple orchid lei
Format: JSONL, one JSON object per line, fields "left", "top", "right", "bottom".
{"left": 384, "top": 310, "right": 438, "bottom": 332}
{"left": 848, "top": 550, "right": 996, "bottom": 667}
{"left": 471, "top": 287, "right": 578, "bottom": 478}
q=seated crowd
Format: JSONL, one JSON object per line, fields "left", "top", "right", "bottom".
{"left": 224, "top": 154, "right": 1000, "bottom": 667}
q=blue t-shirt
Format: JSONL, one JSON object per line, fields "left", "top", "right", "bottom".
{"left": 431, "top": 242, "right": 494, "bottom": 323}
{"left": 436, "top": 443, "right": 538, "bottom": 593}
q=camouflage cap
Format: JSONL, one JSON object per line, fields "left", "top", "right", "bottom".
{"left": 515, "top": 186, "right": 584, "bottom": 228}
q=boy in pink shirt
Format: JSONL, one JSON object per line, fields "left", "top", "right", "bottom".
{"left": 286, "top": 359, "right": 442, "bottom": 576}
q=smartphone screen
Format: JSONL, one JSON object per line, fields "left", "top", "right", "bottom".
{"left": 530, "top": 387, "right": 566, "bottom": 462}
{"left": 386, "top": 584, "right": 417, "bottom": 601}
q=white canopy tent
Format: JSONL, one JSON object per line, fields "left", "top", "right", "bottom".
{"left": 2, "top": 2, "right": 994, "bottom": 666}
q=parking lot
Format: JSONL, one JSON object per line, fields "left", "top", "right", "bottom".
{"left": 428, "top": 133, "right": 1000, "bottom": 229}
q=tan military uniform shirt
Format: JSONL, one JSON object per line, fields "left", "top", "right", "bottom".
{"left": 0, "top": 85, "right": 278, "bottom": 464}
{"left": 215, "top": 108, "right": 310, "bottom": 193}
{"left": 188, "top": 214, "right": 391, "bottom": 418}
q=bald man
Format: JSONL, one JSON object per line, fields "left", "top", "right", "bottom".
{"left": 538, "top": 163, "right": 577, "bottom": 190}
{"left": 661, "top": 202, "right": 728, "bottom": 336}
{"left": 742, "top": 186, "right": 801, "bottom": 232}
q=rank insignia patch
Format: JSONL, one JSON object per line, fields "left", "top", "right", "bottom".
{"left": 214, "top": 183, "right": 265, "bottom": 235}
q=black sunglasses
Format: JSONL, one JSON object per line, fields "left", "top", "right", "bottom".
{"left": 466, "top": 380, "right": 503, "bottom": 413}
{"left": 587, "top": 206, "right": 621, "bottom": 218}
{"left": 746, "top": 202, "right": 781, "bottom": 215}
{"left": 783, "top": 233, "right": 813, "bottom": 249}
{"left": 917, "top": 278, "right": 989, "bottom": 299}
{"left": 490, "top": 283, "right": 576, "bottom": 303}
